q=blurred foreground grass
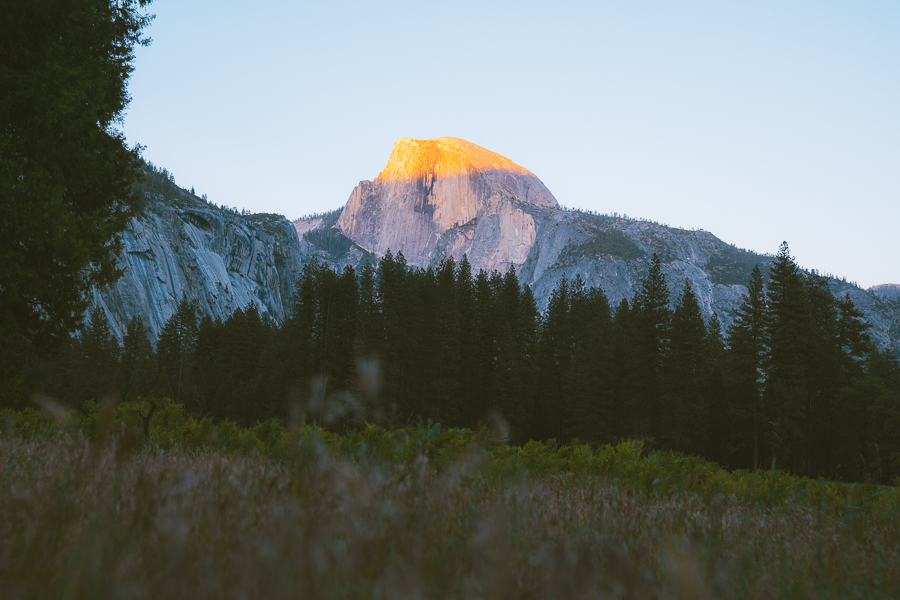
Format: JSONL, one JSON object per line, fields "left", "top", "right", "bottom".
{"left": 1, "top": 399, "right": 899, "bottom": 599}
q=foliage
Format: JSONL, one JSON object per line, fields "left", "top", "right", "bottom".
{"left": 304, "top": 227, "right": 357, "bottom": 258}
{"left": 705, "top": 246, "right": 774, "bottom": 286}
{"left": 0, "top": 0, "right": 155, "bottom": 407}
{"left": 558, "top": 214, "right": 645, "bottom": 264}
{"left": 30, "top": 243, "right": 900, "bottom": 484}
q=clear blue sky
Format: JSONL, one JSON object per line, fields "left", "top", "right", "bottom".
{"left": 123, "top": 0, "right": 900, "bottom": 289}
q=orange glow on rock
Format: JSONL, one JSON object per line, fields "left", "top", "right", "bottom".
{"left": 375, "top": 137, "right": 536, "bottom": 183}
{"left": 335, "top": 136, "right": 557, "bottom": 271}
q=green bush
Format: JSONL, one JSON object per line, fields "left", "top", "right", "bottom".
{"left": 4, "top": 400, "right": 900, "bottom": 521}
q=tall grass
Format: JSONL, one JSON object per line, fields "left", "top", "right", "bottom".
{"left": 1, "top": 401, "right": 899, "bottom": 598}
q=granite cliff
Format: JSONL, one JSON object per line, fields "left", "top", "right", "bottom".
{"left": 336, "top": 137, "right": 556, "bottom": 274}
{"left": 93, "top": 182, "right": 303, "bottom": 343}
{"left": 297, "top": 137, "right": 900, "bottom": 354}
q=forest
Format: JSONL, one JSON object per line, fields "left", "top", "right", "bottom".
{"left": 35, "top": 242, "right": 900, "bottom": 485}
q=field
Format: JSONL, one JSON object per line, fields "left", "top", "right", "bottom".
{"left": 1, "top": 401, "right": 899, "bottom": 599}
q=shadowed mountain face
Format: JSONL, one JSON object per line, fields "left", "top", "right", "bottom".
{"left": 336, "top": 137, "right": 557, "bottom": 274}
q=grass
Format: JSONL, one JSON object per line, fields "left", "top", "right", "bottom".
{"left": 1, "top": 401, "right": 899, "bottom": 599}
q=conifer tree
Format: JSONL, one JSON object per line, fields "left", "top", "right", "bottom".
{"left": 377, "top": 251, "right": 411, "bottom": 423}
{"left": 568, "top": 279, "right": 614, "bottom": 444}
{"left": 157, "top": 294, "right": 198, "bottom": 403}
{"left": 836, "top": 294, "right": 872, "bottom": 385}
{"left": 632, "top": 254, "right": 671, "bottom": 442}
{"left": 331, "top": 266, "right": 360, "bottom": 391}
{"left": 801, "top": 272, "right": 842, "bottom": 474}
{"left": 356, "top": 259, "right": 380, "bottom": 358}
{"left": 535, "top": 275, "right": 571, "bottom": 441}
{"left": 69, "top": 305, "right": 121, "bottom": 405}
{"left": 703, "top": 312, "right": 729, "bottom": 464}
{"left": 469, "top": 270, "right": 498, "bottom": 426}
{"left": 191, "top": 314, "right": 220, "bottom": 415}
{"left": 456, "top": 255, "right": 478, "bottom": 426}
{"left": 765, "top": 242, "right": 809, "bottom": 472}
{"left": 611, "top": 298, "right": 638, "bottom": 440}
{"left": 514, "top": 283, "right": 540, "bottom": 443}
{"left": 663, "top": 281, "right": 708, "bottom": 453}
{"left": 726, "top": 264, "right": 769, "bottom": 469}
{"left": 117, "top": 315, "right": 155, "bottom": 402}
{"left": 431, "top": 257, "right": 461, "bottom": 425}
{"left": 493, "top": 267, "right": 535, "bottom": 441}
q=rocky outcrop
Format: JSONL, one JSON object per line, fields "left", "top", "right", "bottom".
{"left": 94, "top": 195, "right": 302, "bottom": 343}
{"left": 336, "top": 137, "right": 557, "bottom": 273}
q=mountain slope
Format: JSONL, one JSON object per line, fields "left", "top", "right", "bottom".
{"left": 92, "top": 145, "right": 899, "bottom": 357}
{"left": 94, "top": 166, "right": 303, "bottom": 342}
{"left": 298, "top": 137, "right": 900, "bottom": 354}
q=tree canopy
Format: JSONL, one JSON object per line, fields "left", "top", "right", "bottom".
{"left": 0, "top": 0, "right": 154, "bottom": 406}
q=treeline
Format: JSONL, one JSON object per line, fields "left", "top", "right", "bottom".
{"left": 35, "top": 244, "right": 900, "bottom": 483}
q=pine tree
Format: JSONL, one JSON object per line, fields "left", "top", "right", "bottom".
{"left": 192, "top": 314, "right": 220, "bottom": 415}
{"left": 356, "top": 259, "right": 380, "bottom": 358}
{"left": 117, "top": 315, "right": 155, "bottom": 402}
{"left": 493, "top": 267, "right": 536, "bottom": 441}
{"left": 704, "top": 312, "right": 729, "bottom": 464}
{"left": 631, "top": 254, "right": 671, "bottom": 442}
{"left": 470, "top": 269, "right": 499, "bottom": 426}
{"left": 836, "top": 294, "right": 872, "bottom": 385}
{"left": 568, "top": 279, "right": 614, "bottom": 444}
{"left": 535, "top": 275, "right": 572, "bottom": 441}
{"left": 611, "top": 298, "right": 638, "bottom": 441}
{"left": 515, "top": 284, "right": 540, "bottom": 443}
{"left": 0, "top": 0, "right": 153, "bottom": 408}
{"left": 157, "top": 294, "right": 199, "bottom": 403}
{"left": 456, "top": 255, "right": 478, "bottom": 427}
{"left": 431, "top": 257, "right": 461, "bottom": 426}
{"left": 663, "top": 281, "right": 708, "bottom": 454}
{"left": 69, "top": 305, "right": 121, "bottom": 405}
{"left": 802, "top": 272, "right": 841, "bottom": 475}
{"left": 331, "top": 265, "right": 360, "bottom": 392}
{"left": 377, "top": 250, "right": 411, "bottom": 424}
{"left": 765, "top": 242, "right": 809, "bottom": 472}
{"left": 726, "top": 264, "right": 768, "bottom": 470}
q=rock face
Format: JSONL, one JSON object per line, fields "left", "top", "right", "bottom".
{"left": 94, "top": 195, "right": 302, "bottom": 343}
{"left": 336, "top": 137, "right": 557, "bottom": 273}
{"left": 301, "top": 137, "right": 900, "bottom": 355}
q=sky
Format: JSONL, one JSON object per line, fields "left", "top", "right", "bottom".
{"left": 123, "top": 0, "right": 900, "bottom": 289}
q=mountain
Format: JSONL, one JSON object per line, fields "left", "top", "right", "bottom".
{"left": 297, "top": 137, "right": 900, "bottom": 354}
{"left": 92, "top": 143, "right": 899, "bottom": 356}
{"left": 93, "top": 165, "right": 303, "bottom": 342}
{"left": 336, "top": 137, "right": 557, "bottom": 274}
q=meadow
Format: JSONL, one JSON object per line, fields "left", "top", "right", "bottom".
{"left": 1, "top": 400, "right": 899, "bottom": 599}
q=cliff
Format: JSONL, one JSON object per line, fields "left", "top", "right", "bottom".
{"left": 93, "top": 191, "right": 302, "bottom": 343}
{"left": 336, "top": 137, "right": 556, "bottom": 273}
